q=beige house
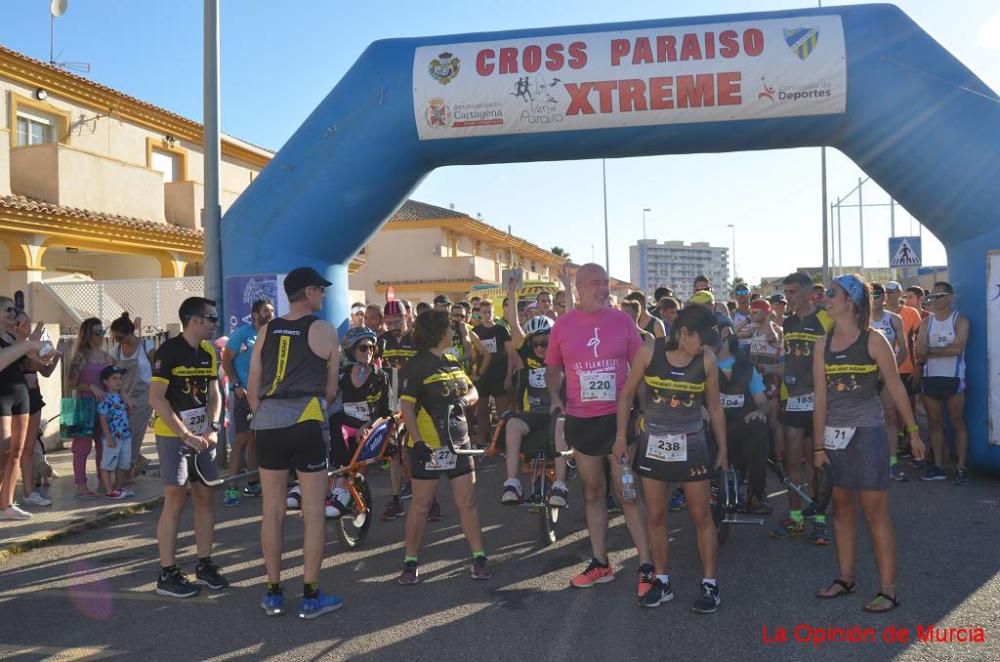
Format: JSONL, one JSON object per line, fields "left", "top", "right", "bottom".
{"left": 0, "top": 45, "right": 272, "bottom": 309}
{"left": 350, "top": 200, "right": 567, "bottom": 305}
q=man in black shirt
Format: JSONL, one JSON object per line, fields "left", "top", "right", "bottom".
{"left": 149, "top": 296, "right": 226, "bottom": 599}
{"left": 472, "top": 299, "right": 513, "bottom": 447}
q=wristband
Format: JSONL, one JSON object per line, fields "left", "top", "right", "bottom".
{"left": 904, "top": 424, "right": 919, "bottom": 434}
{"left": 813, "top": 448, "right": 827, "bottom": 453}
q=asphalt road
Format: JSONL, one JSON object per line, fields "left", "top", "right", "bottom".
{"left": 0, "top": 457, "right": 998, "bottom": 662}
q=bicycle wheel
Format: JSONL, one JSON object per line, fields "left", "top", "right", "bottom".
{"left": 336, "top": 474, "right": 373, "bottom": 548}
{"left": 539, "top": 498, "right": 560, "bottom": 546}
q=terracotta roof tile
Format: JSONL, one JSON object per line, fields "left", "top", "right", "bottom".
{"left": 390, "top": 200, "right": 469, "bottom": 222}
{"left": 0, "top": 195, "right": 203, "bottom": 239}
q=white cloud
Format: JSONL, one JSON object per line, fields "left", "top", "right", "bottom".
{"left": 979, "top": 12, "right": 1000, "bottom": 50}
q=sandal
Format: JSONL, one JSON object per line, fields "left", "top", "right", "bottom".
{"left": 863, "top": 592, "right": 900, "bottom": 613}
{"left": 816, "top": 578, "right": 856, "bottom": 599}
{"left": 74, "top": 491, "right": 97, "bottom": 500}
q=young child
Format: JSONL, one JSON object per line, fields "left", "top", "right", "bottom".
{"left": 97, "top": 366, "right": 133, "bottom": 499}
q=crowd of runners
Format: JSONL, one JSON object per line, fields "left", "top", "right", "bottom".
{"left": 0, "top": 263, "right": 972, "bottom": 620}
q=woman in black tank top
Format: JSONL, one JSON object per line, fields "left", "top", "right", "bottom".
{"left": 615, "top": 305, "right": 728, "bottom": 611}
{"left": 813, "top": 275, "right": 925, "bottom": 613}
{"left": 13, "top": 311, "right": 60, "bottom": 507}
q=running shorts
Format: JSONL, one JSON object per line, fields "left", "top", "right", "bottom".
{"left": 408, "top": 441, "right": 474, "bottom": 481}
{"left": 156, "top": 435, "right": 218, "bottom": 487}
{"left": 564, "top": 413, "right": 618, "bottom": 457}
{"left": 634, "top": 426, "right": 715, "bottom": 483}
{"left": 255, "top": 420, "right": 329, "bottom": 473}
{"left": 921, "top": 376, "right": 964, "bottom": 402}
{"left": 232, "top": 395, "right": 253, "bottom": 435}
{"left": 0, "top": 384, "right": 30, "bottom": 417}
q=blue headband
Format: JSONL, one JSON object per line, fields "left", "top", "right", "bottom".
{"left": 833, "top": 275, "right": 865, "bottom": 305}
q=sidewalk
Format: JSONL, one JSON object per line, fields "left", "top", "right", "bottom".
{"left": 0, "top": 435, "right": 165, "bottom": 559}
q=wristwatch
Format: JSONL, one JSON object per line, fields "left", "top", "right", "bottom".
{"left": 209, "top": 422, "right": 222, "bottom": 433}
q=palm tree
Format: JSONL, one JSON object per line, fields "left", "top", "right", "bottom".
{"left": 551, "top": 246, "right": 570, "bottom": 260}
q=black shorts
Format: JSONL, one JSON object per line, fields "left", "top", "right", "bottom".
{"left": 232, "top": 395, "right": 253, "bottom": 435}
{"left": 28, "top": 388, "right": 44, "bottom": 416}
{"left": 513, "top": 412, "right": 550, "bottom": 436}
{"left": 922, "top": 376, "right": 964, "bottom": 402}
{"left": 476, "top": 373, "right": 508, "bottom": 399}
{"left": 779, "top": 403, "right": 814, "bottom": 436}
{"left": 634, "top": 427, "right": 715, "bottom": 483}
{"left": 408, "top": 444, "right": 474, "bottom": 481}
{"left": 899, "top": 373, "right": 916, "bottom": 396}
{"left": 255, "top": 420, "right": 329, "bottom": 473}
{"left": 0, "top": 385, "right": 30, "bottom": 417}
{"left": 564, "top": 413, "right": 617, "bottom": 457}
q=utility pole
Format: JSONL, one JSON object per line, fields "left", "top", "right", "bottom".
{"left": 202, "top": 0, "right": 223, "bottom": 318}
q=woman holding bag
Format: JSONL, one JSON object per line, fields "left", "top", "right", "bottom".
{"left": 109, "top": 313, "right": 154, "bottom": 479}
{"left": 66, "top": 318, "right": 114, "bottom": 498}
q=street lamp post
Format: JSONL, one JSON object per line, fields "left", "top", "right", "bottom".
{"left": 642, "top": 208, "right": 651, "bottom": 241}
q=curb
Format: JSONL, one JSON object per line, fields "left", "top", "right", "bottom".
{"left": 0, "top": 495, "right": 164, "bottom": 562}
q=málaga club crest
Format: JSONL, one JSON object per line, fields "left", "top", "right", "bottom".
{"left": 428, "top": 52, "right": 461, "bottom": 85}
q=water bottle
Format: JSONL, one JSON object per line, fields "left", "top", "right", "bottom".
{"left": 620, "top": 456, "right": 637, "bottom": 502}
{"left": 37, "top": 341, "right": 55, "bottom": 358}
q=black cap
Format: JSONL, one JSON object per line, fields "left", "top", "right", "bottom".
{"left": 768, "top": 294, "right": 788, "bottom": 305}
{"left": 283, "top": 267, "right": 332, "bottom": 296}
{"left": 433, "top": 294, "right": 453, "bottom": 306}
{"left": 100, "top": 365, "right": 127, "bottom": 381}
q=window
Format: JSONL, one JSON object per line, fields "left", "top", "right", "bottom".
{"left": 150, "top": 149, "right": 181, "bottom": 183}
{"left": 15, "top": 109, "right": 57, "bottom": 146}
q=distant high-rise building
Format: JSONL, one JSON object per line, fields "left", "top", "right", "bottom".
{"left": 630, "top": 240, "right": 730, "bottom": 301}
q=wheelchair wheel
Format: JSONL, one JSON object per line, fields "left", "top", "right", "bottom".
{"left": 336, "top": 474, "right": 373, "bottom": 548}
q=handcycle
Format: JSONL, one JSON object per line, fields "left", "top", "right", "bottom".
{"left": 767, "top": 450, "right": 834, "bottom": 516}
{"left": 486, "top": 407, "right": 574, "bottom": 546}
{"left": 711, "top": 466, "right": 766, "bottom": 545}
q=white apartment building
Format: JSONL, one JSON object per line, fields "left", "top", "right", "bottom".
{"left": 630, "top": 239, "right": 730, "bottom": 301}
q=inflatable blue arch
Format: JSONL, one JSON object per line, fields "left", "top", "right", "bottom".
{"left": 222, "top": 4, "right": 1000, "bottom": 471}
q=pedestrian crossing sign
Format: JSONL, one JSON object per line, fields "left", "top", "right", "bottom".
{"left": 889, "top": 236, "right": 922, "bottom": 267}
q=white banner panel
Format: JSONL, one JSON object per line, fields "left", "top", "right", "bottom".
{"left": 414, "top": 16, "right": 846, "bottom": 140}
{"left": 989, "top": 251, "right": 1000, "bottom": 445}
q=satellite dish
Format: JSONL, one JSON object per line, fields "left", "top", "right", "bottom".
{"left": 51, "top": 0, "right": 68, "bottom": 18}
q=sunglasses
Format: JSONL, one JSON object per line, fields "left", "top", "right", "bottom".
{"left": 3, "top": 306, "right": 16, "bottom": 314}
{"left": 92, "top": 328, "right": 106, "bottom": 336}
{"left": 824, "top": 287, "right": 841, "bottom": 299}
{"left": 926, "top": 293, "right": 949, "bottom": 301}
{"left": 196, "top": 313, "right": 220, "bottom": 323}
{"left": 872, "top": 292, "right": 884, "bottom": 299}
{"left": 356, "top": 343, "right": 375, "bottom": 353}
{"left": 532, "top": 340, "right": 549, "bottom": 349}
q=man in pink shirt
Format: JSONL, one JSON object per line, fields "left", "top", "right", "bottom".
{"left": 546, "top": 264, "right": 653, "bottom": 594}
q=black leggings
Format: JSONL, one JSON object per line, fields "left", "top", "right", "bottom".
{"left": 725, "top": 416, "right": 770, "bottom": 498}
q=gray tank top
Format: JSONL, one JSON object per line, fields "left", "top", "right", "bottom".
{"left": 824, "top": 330, "right": 884, "bottom": 427}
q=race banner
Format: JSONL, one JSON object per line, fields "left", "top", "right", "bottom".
{"left": 989, "top": 251, "right": 1000, "bottom": 445}
{"left": 414, "top": 16, "right": 846, "bottom": 140}
{"left": 224, "top": 273, "right": 288, "bottom": 335}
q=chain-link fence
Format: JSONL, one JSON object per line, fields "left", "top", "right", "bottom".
{"left": 43, "top": 277, "right": 204, "bottom": 336}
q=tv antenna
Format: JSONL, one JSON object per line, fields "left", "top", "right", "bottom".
{"left": 49, "top": 0, "right": 91, "bottom": 74}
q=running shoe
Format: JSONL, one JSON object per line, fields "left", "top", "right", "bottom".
{"left": 639, "top": 578, "right": 674, "bottom": 608}
{"left": 890, "top": 464, "right": 908, "bottom": 482}
{"left": 195, "top": 560, "right": 230, "bottom": 590}
{"left": 500, "top": 479, "right": 522, "bottom": 504}
{"left": 325, "top": 492, "right": 351, "bottom": 519}
{"left": 668, "top": 489, "right": 687, "bottom": 511}
{"left": 400, "top": 481, "right": 413, "bottom": 500}
{"left": 570, "top": 559, "right": 615, "bottom": 588}
{"left": 242, "top": 482, "right": 262, "bottom": 497}
{"left": 380, "top": 498, "right": 404, "bottom": 521}
{"left": 286, "top": 485, "right": 302, "bottom": 509}
{"left": 953, "top": 467, "right": 970, "bottom": 486}
{"left": 260, "top": 589, "right": 285, "bottom": 617}
{"left": 810, "top": 521, "right": 832, "bottom": 546}
{"left": 119, "top": 487, "right": 135, "bottom": 498}
{"left": 20, "top": 492, "right": 52, "bottom": 507}
{"left": 223, "top": 488, "right": 241, "bottom": 508}
{"left": 692, "top": 581, "right": 721, "bottom": 614}
{"left": 637, "top": 563, "right": 655, "bottom": 598}
{"left": 606, "top": 493, "right": 622, "bottom": 515}
{"left": 0, "top": 505, "right": 32, "bottom": 521}
{"left": 548, "top": 483, "right": 569, "bottom": 508}
{"left": 427, "top": 500, "right": 443, "bottom": 522}
{"left": 470, "top": 557, "right": 491, "bottom": 580}
{"left": 745, "top": 496, "right": 773, "bottom": 516}
{"left": 156, "top": 567, "right": 200, "bottom": 598}
{"left": 397, "top": 560, "right": 420, "bottom": 585}
{"left": 299, "top": 592, "right": 343, "bottom": 620}
{"left": 105, "top": 488, "right": 127, "bottom": 500}
{"left": 920, "top": 465, "right": 947, "bottom": 481}
{"left": 769, "top": 517, "right": 805, "bottom": 539}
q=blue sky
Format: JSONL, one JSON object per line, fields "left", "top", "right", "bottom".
{"left": 3, "top": 0, "right": 998, "bottom": 285}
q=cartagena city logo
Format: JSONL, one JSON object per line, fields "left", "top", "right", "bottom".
{"left": 425, "top": 98, "right": 452, "bottom": 128}
{"left": 428, "top": 52, "right": 460, "bottom": 85}
{"left": 758, "top": 77, "right": 832, "bottom": 103}
{"left": 784, "top": 27, "right": 819, "bottom": 60}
